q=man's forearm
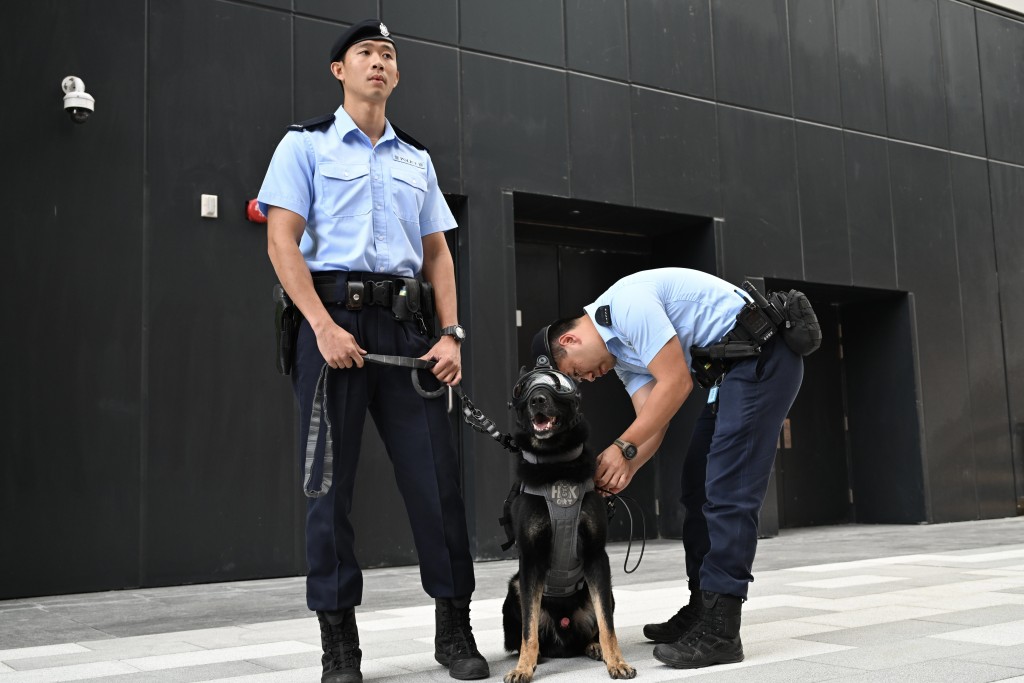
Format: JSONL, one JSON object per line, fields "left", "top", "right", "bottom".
{"left": 421, "top": 240, "right": 458, "bottom": 329}
{"left": 268, "top": 232, "right": 333, "bottom": 334}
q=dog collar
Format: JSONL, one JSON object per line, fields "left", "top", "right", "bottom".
{"left": 520, "top": 443, "right": 584, "bottom": 464}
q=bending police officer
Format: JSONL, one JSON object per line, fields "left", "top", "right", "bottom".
{"left": 258, "top": 20, "right": 487, "bottom": 683}
{"left": 533, "top": 267, "right": 806, "bottom": 670}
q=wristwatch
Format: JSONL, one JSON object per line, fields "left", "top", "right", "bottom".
{"left": 614, "top": 438, "right": 638, "bottom": 460}
{"left": 441, "top": 324, "right": 467, "bottom": 342}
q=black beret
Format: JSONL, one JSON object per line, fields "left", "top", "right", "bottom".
{"left": 329, "top": 19, "right": 396, "bottom": 63}
{"left": 531, "top": 325, "right": 553, "bottom": 368}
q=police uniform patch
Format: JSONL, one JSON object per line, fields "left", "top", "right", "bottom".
{"left": 379, "top": 23, "right": 390, "bottom": 37}
{"left": 551, "top": 481, "right": 581, "bottom": 508}
{"left": 392, "top": 153, "right": 426, "bottom": 169}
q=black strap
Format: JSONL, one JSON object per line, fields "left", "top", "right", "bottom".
{"left": 303, "top": 364, "right": 334, "bottom": 498}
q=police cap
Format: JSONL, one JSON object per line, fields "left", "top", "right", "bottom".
{"left": 531, "top": 325, "right": 553, "bottom": 368}
{"left": 329, "top": 19, "right": 395, "bottom": 63}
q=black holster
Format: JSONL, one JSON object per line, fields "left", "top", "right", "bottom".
{"left": 273, "top": 284, "right": 301, "bottom": 375}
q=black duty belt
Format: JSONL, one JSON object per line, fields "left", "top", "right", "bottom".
{"left": 312, "top": 271, "right": 405, "bottom": 308}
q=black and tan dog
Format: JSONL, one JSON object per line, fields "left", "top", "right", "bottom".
{"left": 501, "top": 364, "right": 635, "bottom": 683}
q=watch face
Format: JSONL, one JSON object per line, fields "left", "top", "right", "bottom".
{"left": 455, "top": 326, "right": 466, "bottom": 341}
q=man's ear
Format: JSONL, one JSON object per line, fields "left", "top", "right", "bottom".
{"left": 557, "top": 331, "right": 580, "bottom": 348}
{"left": 330, "top": 61, "right": 345, "bottom": 84}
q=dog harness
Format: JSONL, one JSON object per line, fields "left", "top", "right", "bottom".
{"left": 518, "top": 450, "right": 595, "bottom": 598}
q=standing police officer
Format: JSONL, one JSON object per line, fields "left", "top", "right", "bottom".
{"left": 533, "top": 267, "right": 805, "bottom": 670}
{"left": 258, "top": 20, "right": 487, "bottom": 683}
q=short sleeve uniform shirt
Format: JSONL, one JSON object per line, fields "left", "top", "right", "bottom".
{"left": 582, "top": 268, "right": 749, "bottom": 396}
{"left": 257, "top": 105, "right": 456, "bottom": 277}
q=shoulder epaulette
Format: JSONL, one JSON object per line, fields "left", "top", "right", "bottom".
{"left": 391, "top": 123, "right": 428, "bottom": 152}
{"left": 287, "top": 113, "right": 335, "bottom": 132}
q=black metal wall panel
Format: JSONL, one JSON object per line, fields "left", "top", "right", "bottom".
{"left": 631, "top": 88, "right": 720, "bottom": 216}
{"left": 718, "top": 106, "right": 801, "bottom": 282}
{"left": 460, "top": 189, "right": 520, "bottom": 559}
{"left": 566, "top": 0, "right": 628, "bottom": 80}
{"left": 878, "top": 0, "right": 948, "bottom": 148}
{"left": 796, "top": 123, "right": 851, "bottom": 285}
{"left": 939, "top": 1, "right": 987, "bottom": 156}
{"left": 383, "top": 0, "right": 459, "bottom": 44}
{"left": 8, "top": 0, "right": 1024, "bottom": 599}
{"left": 628, "top": 0, "right": 714, "bottom": 99}
{"left": 889, "top": 143, "right": 974, "bottom": 522}
{"left": 950, "top": 156, "right": 1015, "bottom": 518}
{"left": 844, "top": 132, "right": 897, "bottom": 289}
{"left": 835, "top": 0, "right": 887, "bottom": 135}
{"left": 568, "top": 76, "right": 633, "bottom": 206}
{"left": 460, "top": 0, "right": 564, "bottom": 66}
{"left": 387, "top": 41, "right": 462, "bottom": 192}
{"left": 711, "top": 0, "right": 792, "bottom": 116}
{"left": 145, "top": 0, "right": 300, "bottom": 584}
{"left": 296, "top": 0, "right": 375, "bottom": 23}
{"left": 0, "top": 0, "right": 145, "bottom": 599}
{"left": 788, "top": 0, "right": 842, "bottom": 126}
{"left": 989, "top": 162, "right": 1024, "bottom": 512}
{"left": 977, "top": 10, "right": 1024, "bottom": 165}
{"left": 461, "top": 55, "right": 569, "bottom": 195}
{"left": 295, "top": 17, "right": 345, "bottom": 123}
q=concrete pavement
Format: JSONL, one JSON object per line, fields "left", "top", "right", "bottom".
{"left": 3, "top": 517, "right": 1024, "bottom": 682}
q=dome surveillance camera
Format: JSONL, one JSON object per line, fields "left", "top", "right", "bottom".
{"left": 62, "top": 76, "right": 95, "bottom": 124}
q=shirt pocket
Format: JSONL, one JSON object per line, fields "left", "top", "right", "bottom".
{"left": 390, "top": 166, "right": 427, "bottom": 222}
{"left": 319, "top": 163, "right": 372, "bottom": 218}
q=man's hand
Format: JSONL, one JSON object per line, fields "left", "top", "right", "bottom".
{"left": 595, "top": 444, "right": 635, "bottom": 494}
{"left": 314, "top": 320, "right": 366, "bottom": 369}
{"left": 422, "top": 335, "right": 462, "bottom": 385}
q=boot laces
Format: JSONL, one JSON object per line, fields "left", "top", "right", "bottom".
{"left": 324, "top": 623, "right": 360, "bottom": 669}
{"left": 442, "top": 605, "right": 479, "bottom": 657}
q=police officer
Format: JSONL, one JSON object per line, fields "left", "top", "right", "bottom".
{"left": 258, "top": 20, "right": 487, "bottom": 683}
{"left": 533, "top": 267, "right": 804, "bottom": 670}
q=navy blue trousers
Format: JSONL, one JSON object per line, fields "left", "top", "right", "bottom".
{"left": 292, "top": 303, "right": 475, "bottom": 612}
{"left": 680, "top": 336, "right": 803, "bottom": 599}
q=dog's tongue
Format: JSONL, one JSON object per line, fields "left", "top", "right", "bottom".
{"left": 532, "top": 414, "right": 557, "bottom": 431}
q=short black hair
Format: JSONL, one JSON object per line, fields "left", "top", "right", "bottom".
{"left": 547, "top": 316, "right": 581, "bottom": 364}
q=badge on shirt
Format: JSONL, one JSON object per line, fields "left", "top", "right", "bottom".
{"left": 392, "top": 153, "right": 426, "bottom": 170}
{"left": 595, "top": 305, "right": 612, "bottom": 326}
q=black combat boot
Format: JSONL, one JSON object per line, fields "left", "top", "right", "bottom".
{"left": 317, "top": 609, "right": 362, "bottom": 683}
{"left": 652, "top": 591, "right": 744, "bottom": 669}
{"left": 434, "top": 597, "right": 490, "bottom": 680}
{"left": 643, "top": 581, "right": 703, "bottom": 643}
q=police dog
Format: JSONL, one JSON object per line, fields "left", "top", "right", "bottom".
{"left": 502, "top": 364, "right": 635, "bottom": 683}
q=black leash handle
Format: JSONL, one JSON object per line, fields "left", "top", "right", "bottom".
{"left": 597, "top": 487, "right": 647, "bottom": 574}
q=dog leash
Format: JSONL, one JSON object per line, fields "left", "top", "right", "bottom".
{"left": 597, "top": 488, "right": 647, "bottom": 574}
{"left": 360, "top": 354, "right": 519, "bottom": 452}
{"left": 303, "top": 355, "right": 519, "bottom": 497}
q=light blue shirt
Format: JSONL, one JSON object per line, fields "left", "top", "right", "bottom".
{"left": 257, "top": 105, "right": 456, "bottom": 277}
{"left": 582, "top": 268, "right": 750, "bottom": 396}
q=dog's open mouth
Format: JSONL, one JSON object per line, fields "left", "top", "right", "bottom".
{"left": 531, "top": 412, "right": 559, "bottom": 434}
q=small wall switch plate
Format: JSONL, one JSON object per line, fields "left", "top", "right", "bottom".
{"left": 201, "top": 194, "right": 218, "bottom": 218}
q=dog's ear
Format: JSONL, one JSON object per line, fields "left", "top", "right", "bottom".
{"left": 518, "top": 365, "right": 528, "bottom": 377}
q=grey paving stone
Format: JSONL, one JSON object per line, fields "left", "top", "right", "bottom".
{"left": 916, "top": 603, "right": 1024, "bottom": 626}
{"left": 816, "top": 658, "right": 1024, "bottom": 683}
{"left": 798, "top": 618, "right": 964, "bottom": 647}
{"left": 800, "top": 635, "right": 995, "bottom": 671}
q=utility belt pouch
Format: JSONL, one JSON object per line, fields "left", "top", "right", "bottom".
{"left": 690, "top": 346, "right": 727, "bottom": 390}
{"left": 769, "top": 289, "right": 822, "bottom": 356}
{"left": 273, "top": 284, "right": 300, "bottom": 375}
{"left": 390, "top": 277, "right": 419, "bottom": 323}
{"left": 345, "top": 281, "right": 364, "bottom": 310}
{"left": 735, "top": 302, "right": 776, "bottom": 346}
